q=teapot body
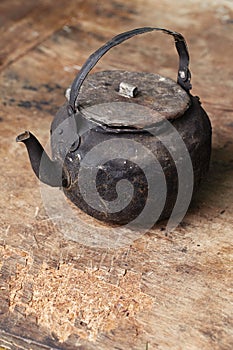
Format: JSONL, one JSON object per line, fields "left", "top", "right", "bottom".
{"left": 51, "top": 86, "right": 211, "bottom": 225}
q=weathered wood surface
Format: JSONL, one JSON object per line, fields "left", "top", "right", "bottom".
{"left": 0, "top": 0, "right": 233, "bottom": 349}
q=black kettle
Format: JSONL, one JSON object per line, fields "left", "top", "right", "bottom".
{"left": 17, "top": 27, "right": 211, "bottom": 226}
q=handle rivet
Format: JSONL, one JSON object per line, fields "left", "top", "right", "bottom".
{"left": 179, "top": 70, "right": 186, "bottom": 79}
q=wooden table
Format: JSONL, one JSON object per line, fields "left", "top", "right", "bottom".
{"left": 0, "top": 1, "right": 232, "bottom": 349}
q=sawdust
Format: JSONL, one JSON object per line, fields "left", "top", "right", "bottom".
{"left": 0, "top": 245, "right": 33, "bottom": 312}
{"left": 8, "top": 259, "right": 153, "bottom": 342}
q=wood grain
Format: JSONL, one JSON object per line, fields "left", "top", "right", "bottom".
{"left": 0, "top": 0, "right": 233, "bottom": 349}
{"left": 0, "top": 0, "right": 84, "bottom": 72}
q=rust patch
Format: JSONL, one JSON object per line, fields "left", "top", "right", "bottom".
{"left": 8, "top": 261, "right": 153, "bottom": 342}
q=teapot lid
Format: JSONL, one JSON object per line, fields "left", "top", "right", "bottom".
{"left": 76, "top": 70, "right": 190, "bottom": 130}
{"left": 67, "top": 27, "right": 192, "bottom": 131}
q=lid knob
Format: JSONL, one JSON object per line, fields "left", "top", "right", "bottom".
{"left": 118, "top": 82, "right": 138, "bottom": 98}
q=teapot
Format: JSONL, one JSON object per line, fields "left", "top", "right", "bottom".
{"left": 17, "top": 27, "right": 211, "bottom": 226}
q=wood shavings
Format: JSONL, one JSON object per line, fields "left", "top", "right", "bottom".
{"left": 0, "top": 246, "right": 33, "bottom": 312}
{"left": 8, "top": 261, "right": 153, "bottom": 342}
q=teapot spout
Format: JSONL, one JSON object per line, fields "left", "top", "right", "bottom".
{"left": 16, "top": 131, "right": 67, "bottom": 187}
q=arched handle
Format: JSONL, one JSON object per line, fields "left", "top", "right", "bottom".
{"left": 68, "top": 27, "right": 192, "bottom": 115}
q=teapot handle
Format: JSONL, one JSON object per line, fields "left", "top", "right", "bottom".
{"left": 68, "top": 27, "right": 192, "bottom": 115}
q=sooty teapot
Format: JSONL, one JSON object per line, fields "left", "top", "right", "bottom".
{"left": 17, "top": 27, "right": 211, "bottom": 226}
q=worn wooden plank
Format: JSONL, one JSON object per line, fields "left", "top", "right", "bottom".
{"left": 0, "top": 0, "right": 85, "bottom": 72}
{"left": 0, "top": 0, "right": 233, "bottom": 349}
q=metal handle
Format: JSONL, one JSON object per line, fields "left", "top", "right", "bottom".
{"left": 68, "top": 27, "right": 192, "bottom": 115}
